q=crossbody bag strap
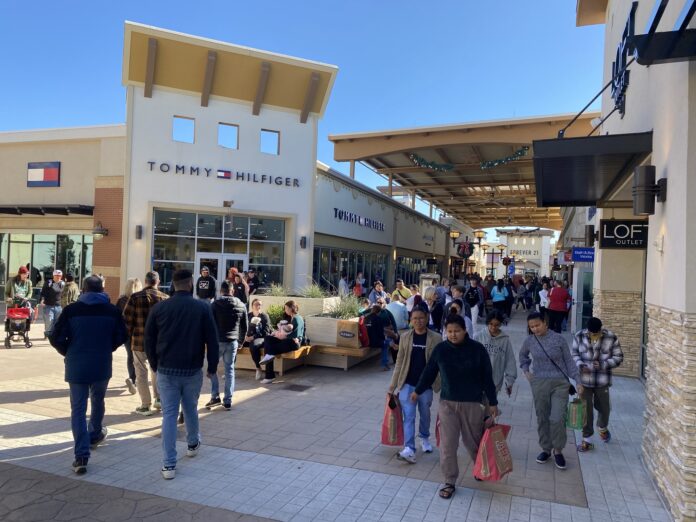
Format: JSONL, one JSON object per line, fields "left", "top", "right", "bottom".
{"left": 533, "top": 335, "right": 570, "bottom": 383}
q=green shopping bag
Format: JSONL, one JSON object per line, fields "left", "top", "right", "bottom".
{"left": 566, "top": 398, "right": 586, "bottom": 430}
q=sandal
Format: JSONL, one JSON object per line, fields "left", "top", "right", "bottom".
{"left": 439, "top": 483, "right": 456, "bottom": 499}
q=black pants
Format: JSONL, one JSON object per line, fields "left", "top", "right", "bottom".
{"left": 124, "top": 340, "right": 136, "bottom": 383}
{"left": 547, "top": 310, "right": 565, "bottom": 333}
{"left": 250, "top": 341, "right": 264, "bottom": 369}
{"left": 539, "top": 307, "right": 547, "bottom": 324}
{"left": 263, "top": 337, "right": 298, "bottom": 379}
{"left": 493, "top": 301, "right": 506, "bottom": 316}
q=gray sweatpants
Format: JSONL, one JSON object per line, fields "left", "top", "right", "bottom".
{"left": 438, "top": 400, "right": 485, "bottom": 484}
{"left": 530, "top": 378, "right": 568, "bottom": 452}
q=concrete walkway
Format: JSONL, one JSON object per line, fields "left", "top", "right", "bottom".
{"left": 0, "top": 313, "right": 671, "bottom": 521}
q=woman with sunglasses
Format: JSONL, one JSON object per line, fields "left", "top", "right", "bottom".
{"left": 244, "top": 298, "right": 272, "bottom": 380}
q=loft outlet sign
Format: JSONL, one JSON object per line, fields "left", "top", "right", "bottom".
{"left": 611, "top": 2, "right": 637, "bottom": 116}
{"left": 146, "top": 161, "right": 300, "bottom": 188}
{"left": 333, "top": 208, "right": 385, "bottom": 232}
{"left": 600, "top": 219, "right": 648, "bottom": 249}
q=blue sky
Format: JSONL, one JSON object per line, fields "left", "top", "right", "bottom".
{"left": 0, "top": 1, "right": 604, "bottom": 222}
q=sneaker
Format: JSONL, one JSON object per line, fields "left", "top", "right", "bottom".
{"left": 553, "top": 452, "right": 567, "bottom": 470}
{"left": 536, "top": 451, "right": 551, "bottom": 464}
{"left": 255, "top": 369, "right": 263, "bottom": 380}
{"left": 260, "top": 378, "right": 274, "bottom": 384}
{"left": 125, "top": 378, "right": 136, "bottom": 395}
{"left": 177, "top": 411, "right": 184, "bottom": 425}
{"left": 421, "top": 438, "right": 433, "bottom": 453}
{"left": 205, "top": 397, "right": 221, "bottom": 410}
{"left": 223, "top": 401, "right": 231, "bottom": 411}
{"left": 186, "top": 441, "right": 200, "bottom": 457}
{"left": 599, "top": 429, "right": 611, "bottom": 443}
{"left": 90, "top": 428, "right": 108, "bottom": 449}
{"left": 134, "top": 406, "right": 154, "bottom": 416}
{"left": 72, "top": 457, "right": 88, "bottom": 475}
{"left": 577, "top": 441, "right": 594, "bottom": 452}
{"left": 161, "top": 466, "right": 176, "bottom": 480}
{"left": 396, "top": 447, "right": 417, "bottom": 464}
{"left": 152, "top": 399, "right": 162, "bottom": 411}
{"left": 259, "top": 354, "right": 274, "bottom": 366}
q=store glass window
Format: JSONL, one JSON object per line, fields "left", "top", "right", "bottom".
{"left": 82, "top": 237, "right": 93, "bottom": 279}
{"left": 32, "top": 235, "right": 56, "bottom": 281}
{"left": 153, "top": 261, "right": 195, "bottom": 289}
{"left": 197, "top": 238, "right": 223, "bottom": 253}
{"left": 250, "top": 265, "right": 283, "bottom": 286}
{"left": 0, "top": 233, "right": 8, "bottom": 296}
{"left": 249, "top": 218, "right": 284, "bottom": 241}
{"left": 173, "top": 116, "right": 195, "bottom": 143}
{"left": 260, "top": 129, "right": 280, "bottom": 155}
{"left": 56, "top": 235, "right": 83, "bottom": 278}
{"left": 154, "top": 210, "right": 196, "bottom": 236}
{"left": 197, "top": 214, "right": 223, "bottom": 238}
{"left": 153, "top": 236, "right": 195, "bottom": 262}
{"left": 8, "top": 235, "right": 31, "bottom": 283}
{"left": 224, "top": 216, "right": 249, "bottom": 240}
{"left": 312, "top": 247, "right": 320, "bottom": 284}
{"left": 249, "top": 242, "right": 284, "bottom": 265}
{"left": 218, "top": 123, "right": 239, "bottom": 149}
{"left": 223, "top": 241, "right": 248, "bottom": 255}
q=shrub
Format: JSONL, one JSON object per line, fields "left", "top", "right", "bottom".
{"left": 262, "top": 283, "right": 292, "bottom": 297}
{"left": 266, "top": 304, "right": 286, "bottom": 326}
{"left": 326, "top": 295, "right": 362, "bottom": 319}
{"left": 297, "top": 283, "right": 328, "bottom": 298}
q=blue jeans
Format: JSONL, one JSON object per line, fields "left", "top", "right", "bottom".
{"left": 69, "top": 379, "right": 109, "bottom": 459}
{"left": 381, "top": 338, "right": 391, "bottom": 367}
{"left": 210, "top": 340, "right": 237, "bottom": 403}
{"left": 43, "top": 304, "right": 62, "bottom": 336}
{"left": 157, "top": 370, "right": 203, "bottom": 468}
{"left": 398, "top": 384, "right": 433, "bottom": 451}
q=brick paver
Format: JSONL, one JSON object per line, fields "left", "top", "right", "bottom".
{"left": 0, "top": 313, "right": 672, "bottom": 521}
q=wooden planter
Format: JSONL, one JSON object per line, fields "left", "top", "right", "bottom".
{"left": 257, "top": 296, "right": 340, "bottom": 317}
{"left": 304, "top": 315, "right": 361, "bottom": 348}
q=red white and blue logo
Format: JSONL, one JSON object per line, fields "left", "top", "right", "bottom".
{"left": 27, "top": 162, "right": 61, "bottom": 187}
{"left": 217, "top": 169, "right": 232, "bottom": 179}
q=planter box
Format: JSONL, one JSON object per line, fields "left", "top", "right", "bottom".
{"left": 257, "top": 296, "right": 340, "bottom": 317}
{"left": 304, "top": 315, "right": 360, "bottom": 348}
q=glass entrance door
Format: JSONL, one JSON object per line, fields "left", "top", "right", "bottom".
{"left": 222, "top": 254, "right": 248, "bottom": 280}
{"left": 195, "top": 254, "right": 223, "bottom": 284}
{"left": 572, "top": 268, "right": 594, "bottom": 332}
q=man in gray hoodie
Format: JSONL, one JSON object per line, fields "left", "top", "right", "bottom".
{"left": 474, "top": 310, "right": 517, "bottom": 396}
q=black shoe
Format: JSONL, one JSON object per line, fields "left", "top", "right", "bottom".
{"left": 72, "top": 457, "right": 88, "bottom": 475}
{"left": 536, "top": 451, "right": 551, "bottom": 464}
{"left": 553, "top": 452, "right": 567, "bottom": 470}
{"left": 223, "top": 401, "right": 231, "bottom": 411}
{"left": 177, "top": 412, "right": 184, "bottom": 425}
{"left": 90, "top": 428, "right": 108, "bottom": 449}
{"left": 205, "top": 397, "right": 222, "bottom": 409}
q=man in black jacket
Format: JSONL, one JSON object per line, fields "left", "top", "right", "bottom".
{"left": 144, "top": 269, "right": 219, "bottom": 480}
{"left": 207, "top": 281, "right": 247, "bottom": 410}
{"left": 195, "top": 266, "right": 216, "bottom": 301}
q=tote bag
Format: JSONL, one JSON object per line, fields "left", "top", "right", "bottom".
{"left": 380, "top": 394, "right": 404, "bottom": 446}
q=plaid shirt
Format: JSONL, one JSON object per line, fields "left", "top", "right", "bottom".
{"left": 123, "top": 286, "right": 168, "bottom": 352}
{"left": 571, "top": 328, "right": 623, "bottom": 387}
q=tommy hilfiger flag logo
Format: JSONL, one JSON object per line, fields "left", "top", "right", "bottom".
{"left": 27, "top": 162, "right": 61, "bottom": 187}
{"left": 217, "top": 169, "right": 232, "bottom": 179}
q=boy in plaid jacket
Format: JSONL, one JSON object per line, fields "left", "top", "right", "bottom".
{"left": 571, "top": 317, "right": 623, "bottom": 451}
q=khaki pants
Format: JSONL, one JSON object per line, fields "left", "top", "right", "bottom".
{"left": 133, "top": 350, "right": 159, "bottom": 407}
{"left": 580, "top": 385, "right": 611, "bottom": 438}
{"left": 438, "top": 400, "right": 485, "bottom": 484}
{"left": 530, "top": 378, "right": 568, "bottom": 452}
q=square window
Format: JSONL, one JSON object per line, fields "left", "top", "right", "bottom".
{"left": 260, "top": 129, "right": 280, "bottom": 155}
{"left": 218, "top": 123, "right": 239, "bottom": 149}
{"left": 172, "top": 116, "right": 195, "bottom": 143}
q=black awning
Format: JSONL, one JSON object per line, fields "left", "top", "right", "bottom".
{"left": 630, "top": 29, "right": 696, "bottom": 66}
{"left": 0, "top": 205, "right": 94, "bottom": 216}
{"left": 533, "top": 132, "right": 653, "bottom": 207}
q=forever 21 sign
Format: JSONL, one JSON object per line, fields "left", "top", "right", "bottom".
{"left": 599, "top": 219, "right": 648, "bottom": 249}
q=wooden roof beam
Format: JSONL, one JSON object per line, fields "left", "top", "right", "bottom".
{"left": 300, "top": 72, "right": 320, "bottom": 124}
{"left": 252, "top": 62, "right": 271, "bottom": 116}
{"left": 144, "top": 38, "right": 157, "bottom": 98}
{"left": 375, "top": 160, "right": 534, "bottom": 175}
{"left": 200, "top": 50, "right": 217, "bottom": 107}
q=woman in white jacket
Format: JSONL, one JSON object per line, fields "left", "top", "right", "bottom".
{"left": 474, "top": 310, "right": 517, "bottom": 396}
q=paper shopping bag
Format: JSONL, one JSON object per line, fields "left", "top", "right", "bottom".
{"left": 566, "top": 398, "right": 586, "bottom": 430}
{"left": 381, "top": 394, "right": 404, "bottom": 446}
{"left": 473, "top": 424, "right": 513, "bottom": 482}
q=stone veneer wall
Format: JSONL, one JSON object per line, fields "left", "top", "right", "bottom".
{"left": 592, "top": 290, "right": 643, "bottom": 377}
{"left": 643, "top": 305, "right": 696, "bottom": 521}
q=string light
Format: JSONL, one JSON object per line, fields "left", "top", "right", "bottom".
{"left": 480, "top": 146, "right": 530, "bottom": 170}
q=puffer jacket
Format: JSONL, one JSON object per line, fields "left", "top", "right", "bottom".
{"left": 211, "top": 295, "right": 248, "bottom": 342}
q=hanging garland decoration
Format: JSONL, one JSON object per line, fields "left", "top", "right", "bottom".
{"left": 408, "top": 153, "right": 453, "bottom": 172}
{"left": 480, "top": 146, "right": 530, "bottom": 170}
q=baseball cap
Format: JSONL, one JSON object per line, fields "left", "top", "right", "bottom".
{"left": 18, "top": 266, "right": 29, "bottom": 275}
{"left": 53, "top": 270, "right": 63, "bottom": 276}
{"left": 201, "top": 266, "right": 209, "bottom": 272}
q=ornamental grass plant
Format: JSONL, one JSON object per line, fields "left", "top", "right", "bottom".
{"left": 326, "top": 295, "right": 362, "bottom": 319}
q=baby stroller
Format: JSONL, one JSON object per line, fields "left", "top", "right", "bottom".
{"left": 4, "top": 298, "right": 33, "bottom": 348}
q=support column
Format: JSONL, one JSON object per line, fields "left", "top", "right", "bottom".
{"left": 349, "top": 160, "right": 355, "bottom": 180}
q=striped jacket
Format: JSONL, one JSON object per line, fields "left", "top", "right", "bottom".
{"left": 123, "top": 286, "right": 169, "bottom": 352}
{"left": 571, "top": 328, "right": 623, "bottom": 387}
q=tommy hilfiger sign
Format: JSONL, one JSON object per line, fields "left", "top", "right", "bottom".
{"left": 333, "top": 208, "right": 385, "bottom": 231}
{"left": 146, "top": 161, "right": 300, "bottom": 188}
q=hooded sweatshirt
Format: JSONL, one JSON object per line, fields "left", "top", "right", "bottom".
{"left": 211, "top": 294, "right": 248, "bottom": 342}
{"left": 61, "top": 281, "right": 80, "bottom": 308}
{"left": 474, "top": 329, "right": 517, "bottom": 392}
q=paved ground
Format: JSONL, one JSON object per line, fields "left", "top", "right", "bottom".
{"left": 0, "top": 312, "right": 672, "bottom": 521}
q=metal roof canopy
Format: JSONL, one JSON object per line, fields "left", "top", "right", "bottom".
{"left": 533, "top": 131, "right": 653, "bottom": 207}
{"left": 329, "top": 113, "right": 597, "bottom": 230}
{"left": 0, "top": 205, "right": 94, "bottom": 216}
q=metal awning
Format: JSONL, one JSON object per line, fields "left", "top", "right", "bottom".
{"left": 533, "top": 131, "right": 653, "bottom": 207}
{"left": 0, "top": 205, "right": 94, "bottom": 216}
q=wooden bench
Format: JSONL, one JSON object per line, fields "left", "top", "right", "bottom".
{"left": 235, "top": 345, "right": 314, "bottom": 376}
{"left": 307, "top": 345, "right": 380, "bottom": 371}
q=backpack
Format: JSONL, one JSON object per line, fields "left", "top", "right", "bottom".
{"left": 358, "top": 315, "right": 370, "bottom": 347}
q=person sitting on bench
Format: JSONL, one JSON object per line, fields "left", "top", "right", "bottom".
{"left": 258, "top": 300, "right": 304, "bottom": 384}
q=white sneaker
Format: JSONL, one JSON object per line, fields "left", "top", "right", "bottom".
{"left": 396, "top": 447, "right": 417, "bottom": 464}
{"left": 125, "top": 378, "right": 136, "bottom": 395}
{"left": 259, "top": 354, "right": 274, "bottom": 366}
{"left": 161, "top": 466, "right": 176, "bottom": 480}
{"left": 260, "top": 378, "right": 274, "bottom": 384}
{"left": 255, "top": 369, "right": 263, "bottom": 380}
{"left": 186, "top": 441, "right": 200, "bottom": 458}
{"left": 421, "top": 438, "right": 433, "bottom": 453}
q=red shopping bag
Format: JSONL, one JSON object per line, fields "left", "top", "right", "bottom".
{"left": 473, "top": 423, "right": 513, "bottom": 481}
{"left": 381, "top": 394, "right": 404, "bottom": 446}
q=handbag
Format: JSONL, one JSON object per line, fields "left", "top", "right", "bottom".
{"left": 473, "top": 422, "right": 513, "bottom": 481}
{"left": 533, "top": 335, "right": 577, "bottom": 396}
{"left": 380, "top": 394, "right": 404, "bottom": 446}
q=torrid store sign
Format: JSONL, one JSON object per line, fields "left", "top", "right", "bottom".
{"left": 599, "top": 219, "right": 648, "bottom": 249}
